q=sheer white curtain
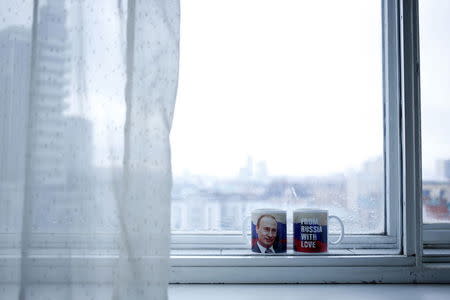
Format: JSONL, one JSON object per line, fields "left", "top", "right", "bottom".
{"left": 0, "top": 0, "right": 179, "bottom": 299}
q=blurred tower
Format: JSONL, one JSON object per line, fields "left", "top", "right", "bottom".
{"left": 436, "top": 160, "right": 450, "bottom": 181}
{"left": 0, "top": 27, "right": 32, "bottom": 232}
{"left": 20, "top": 0, "right": 73, "bottom": 233}
{"left": 27, "top": 0, "right": 71, "bottom": 187}
{"left": 255, "top": 160, "right": 268, "bottom": 181}
{"left": 0, "top": 27, "right": 31, "bottom": 185}
{"left": 239, "top": 156, "right": 254, "bottom": 180}
{"left": 346, "top": 156, "right": 384, "bottom": 233}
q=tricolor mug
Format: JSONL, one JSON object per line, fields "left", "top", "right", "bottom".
{"left": 293, "top": 209, "right": 344, "bottom": 253}
{"left": 242, "top": 209, "right": 287, "bottom": 254}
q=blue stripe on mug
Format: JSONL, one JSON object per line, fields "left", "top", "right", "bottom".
{"left": 293, "top": 223, "right": 328, "bottom": 252}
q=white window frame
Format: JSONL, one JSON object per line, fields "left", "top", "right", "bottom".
{"left": 420, "top": 0, "right": 450, "bottom": 248}
{"left": 168, "top": 0, "right": 450, "bottom": 283}
{"left": 171, "top": 0, "right": 403, "bottom": 252}
{"left": 1, "top": 0, "right": 450, "bottom": 284}
{"left": 424, "top": 224, "right": 450, "bottom": 246}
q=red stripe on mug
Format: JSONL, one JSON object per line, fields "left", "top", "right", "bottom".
{"left": 294, "top": 239, "right": 327, "bottom": 253}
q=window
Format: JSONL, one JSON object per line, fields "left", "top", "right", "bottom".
{"left": 419, "top": 0, "right": 450, "bottom": 245}
{"left": 171, "top": 0, "right": 401, "bottom": 251}
{"left": 1, "top": 0, "right": 448, "bottom": 284}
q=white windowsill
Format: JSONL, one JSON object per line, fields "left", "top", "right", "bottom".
{"left": 169, "top": 284, "right": 450, "bottom": 300}
{"left": 0, "top": 253, "right": 449, "bottom": 283}
{"left": 1, "top": 283, "right": 450, "bottom": 299}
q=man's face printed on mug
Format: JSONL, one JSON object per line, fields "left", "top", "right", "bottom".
{"left": 256, "top": 215, "right": 278, "bottom": 248}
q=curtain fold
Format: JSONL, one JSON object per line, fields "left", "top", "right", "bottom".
{"left": 0, "top": 0, "right": 179, "bottom": 299}
{"left": 114, "top": 0, "right": 179, "bottom": 299}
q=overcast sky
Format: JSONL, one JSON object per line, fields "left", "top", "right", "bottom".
{"left": 173, "top": 0, "right": 450, "bottom": 179}
{"left": 419, "top": 0, "right": 450, "bottom": 180}
{"left": 171, "top": 0, "right": 384, "bottom": 178}
{"left": 1, "top": 0, "right": 449, "bottom": 179}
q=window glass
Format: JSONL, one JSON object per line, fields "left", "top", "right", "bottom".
{"left": 171, "top": 0, "right": 385, "bottom": 234}
{"left": 420, "top": 0, "right": 450, "bottom": 223}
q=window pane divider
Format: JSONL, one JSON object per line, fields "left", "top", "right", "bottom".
{"left": 399, "top": 0, "right": 423, "bottom": 261}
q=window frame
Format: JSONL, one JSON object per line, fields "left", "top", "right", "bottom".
{"left": 168, "top": 0, "right": 428, "bottom": 282}
{"left": 424, "top": 224, "right": 450, "bottom": 246}
{"left": 419, "top": 0, "right": 450, "bottom": 248}
{"left": 171, "top": 0, "right": 402, "bottom": 252}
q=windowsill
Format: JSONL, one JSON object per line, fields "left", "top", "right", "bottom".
{"left": 0, "top": 252, "right": 449, "bottom": 283}
{"left": 169, "top": 284, "right": 450, "bottom": 300}
{"left": 171, "top": 248, "right": 400, "bottom": 256}
{"left": 1, "top": 283, "right": 450, "bottom": 299}
{"left": 0, "top": 248, "right": 400, "bottom": 258}
{"left": 1, "top": 247, "right": 446, "bottom": 259}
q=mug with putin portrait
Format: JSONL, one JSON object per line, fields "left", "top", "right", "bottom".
{"left": 242, "top": 209, "right": 287, "bottom": 254}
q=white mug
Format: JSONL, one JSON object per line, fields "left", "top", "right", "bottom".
{"left": 242, "top": 209, "right": 287, "bottom": 254}
{"left": 293, "top": 209, "right": 344, "bottom": 253}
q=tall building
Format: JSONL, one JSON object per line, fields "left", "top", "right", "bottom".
{"left": 255, "top": 160, "right": 268, "bottom": 181}
{"left": 436, "top": 160, "right": 450, "bottom": 181}
{"left": 0, "top": 1, "right": 97, "bottom": 233}
{"left": 0, "top": 27, "right": 32, "bottom": 232}
{"left": 239, "top": 156, "right": 254, "bottom": 180}
{"left": 27, "top": 0, "right": 71, "bottom": 187}
{"left": 346, "top": 157, "right": 384, "bottom": 233}
{"left": 0, "top": 27, "right": 32, "bottom": 185}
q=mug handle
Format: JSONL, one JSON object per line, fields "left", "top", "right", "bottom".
{"left": 328, "top": 215, "right": 345, "bottom": 245}
{"left": 241, "top": 215, "right": 252, "bottom": 246}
